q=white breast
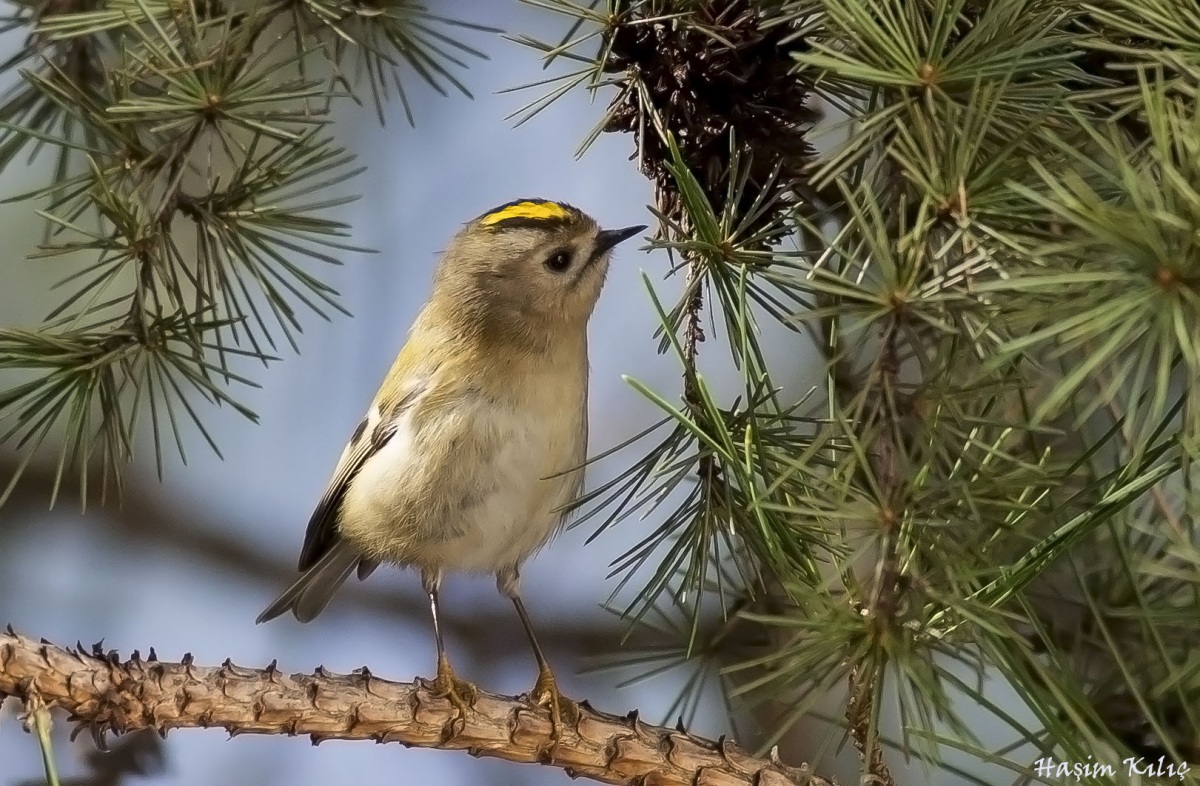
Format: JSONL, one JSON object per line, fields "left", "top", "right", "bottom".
{"left": 338, "top": 387, "right": 585, "bottom": 575}
{"left": 430, "top": 404, "right": 579, "bottom": 571}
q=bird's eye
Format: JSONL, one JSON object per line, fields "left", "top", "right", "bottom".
{"left": 544, "top": 251, "right": 572, "bottom": 273}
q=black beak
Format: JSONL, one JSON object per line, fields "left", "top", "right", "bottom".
{"left": 595, "top": 224, "right": 647, "bottom": 255}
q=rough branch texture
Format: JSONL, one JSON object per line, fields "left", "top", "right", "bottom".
{"left": 0, "top": 629, "right": 829, "bottom": 786}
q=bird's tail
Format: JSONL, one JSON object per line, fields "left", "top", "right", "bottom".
{"left": 256, "top": 542, "right": 361, "bottom": 624}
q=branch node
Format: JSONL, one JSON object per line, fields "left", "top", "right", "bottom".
{"left": 768, "top": 746, "right": 812, "bottom": 784}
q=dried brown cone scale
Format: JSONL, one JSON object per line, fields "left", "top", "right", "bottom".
{"left": 601, "top": 1, "right": 819, "bottom": 246}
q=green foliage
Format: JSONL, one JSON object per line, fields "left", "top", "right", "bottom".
{"left": 0, "top": 1, "right": 493, "bottom": 505}
{"left": 518, "top": 0, "right": 1200, "bottom": 782}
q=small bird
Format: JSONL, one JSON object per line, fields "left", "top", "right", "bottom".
{"left": 257, "top": 198, "right": 645, "bottom": 738}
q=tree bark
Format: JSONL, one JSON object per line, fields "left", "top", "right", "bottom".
{"left": 0, "top": 628, "right": 829, "bottom": 786}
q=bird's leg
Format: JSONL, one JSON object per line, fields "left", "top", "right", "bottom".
{"left": 499, "top": 568, "right": 579, "bottom": 743}
{"left": 423, "top": 570, "right": 476, "bottom": 722}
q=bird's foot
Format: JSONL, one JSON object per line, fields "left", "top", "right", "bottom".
{"left": 531, "top": 667, "right": 579, "bottom": 744}
{"left": 429, "top": 654, "right": 476, "bottom": 726}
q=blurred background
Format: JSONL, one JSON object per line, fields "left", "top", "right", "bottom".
{"left": 0, "top": 2, "right": 732, "bottom": 783}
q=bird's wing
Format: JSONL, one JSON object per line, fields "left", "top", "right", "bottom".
{"left": 296, "top": 382, "right": 426, "bottom": 572}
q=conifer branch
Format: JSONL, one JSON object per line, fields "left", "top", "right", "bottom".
{"left": 0, "top": 629, "right": 830, "bottom": 786}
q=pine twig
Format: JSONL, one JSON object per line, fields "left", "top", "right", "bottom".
{"left": 0, "top": 629, "right": 829, "bottom": 786}
{"left": 845, "top": 663, "right": 894, "bottom": 786}
{"left": 842, "top": 315, "right": 903, "bottom": 786}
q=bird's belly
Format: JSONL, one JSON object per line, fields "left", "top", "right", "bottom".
{"left": 339, "top": 400, "right": 583, "bottom": 574}
{"left": 419, "top": 477, "right": 565, "bottom": 572}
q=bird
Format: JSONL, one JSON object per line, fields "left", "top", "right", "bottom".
{"left": 256, "top": 198, "right": 646, "bottom": 740}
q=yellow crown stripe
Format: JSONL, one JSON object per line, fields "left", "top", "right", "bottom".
{"left": 480, "top": 201, "right": 572, "bottom": 226}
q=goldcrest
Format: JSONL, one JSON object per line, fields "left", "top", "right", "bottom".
{"left": 257, "top": 199, "right": 645, "bottom": 736}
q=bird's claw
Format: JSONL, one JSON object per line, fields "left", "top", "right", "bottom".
{"left": 531, "top": 668, "right": 578, "bottom": 744}
{"left": 429, "top": 655, "right": 476, "bottom": 726}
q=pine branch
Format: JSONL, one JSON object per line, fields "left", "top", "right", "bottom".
{"left": 0, "top": 629, "right": 829, "bottom": 786}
